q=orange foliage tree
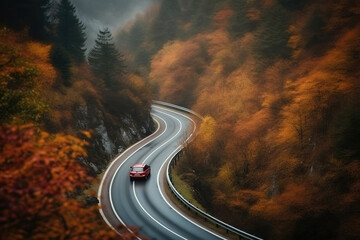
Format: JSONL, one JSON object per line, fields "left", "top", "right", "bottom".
{"left": 195, "top": 115, "right": 217, "bottom": 156}
{"left": 150, "top": 37, "right": 207, "bottom": 106}
{"left": 132, "top": 0, "right": 360, "bottom": 238}
{"left": 0, "top": 125, "right": 126, "bottom": 239}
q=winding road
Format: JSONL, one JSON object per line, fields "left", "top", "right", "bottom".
{"left": 98, "top": 104, "right": 227, "bottom": 240}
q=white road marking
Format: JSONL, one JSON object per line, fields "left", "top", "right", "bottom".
{"left": 100, "top": 105, "right": 225, "bottom": 240}
{"left": 132, "top": 180, "right": 188, "bottom": 240}
{"left": 154, "top": 107, "right": 228, "bottom": 240}
{"left": 99, "top": 116, "right": 165, "bottom": 239}
{"left": 131, "top": 111, "right": 187, "bottom": 239}
{"left": 142, "top": 112, "right": 182, "bottom": 164}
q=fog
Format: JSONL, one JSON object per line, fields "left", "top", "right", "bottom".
{"left": 71, "top": 0, "right": 158, "bottom": 52}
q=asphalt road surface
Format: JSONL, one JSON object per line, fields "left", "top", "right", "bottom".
{"left": 99, "top": 105, "right": 226, "bottom": 240}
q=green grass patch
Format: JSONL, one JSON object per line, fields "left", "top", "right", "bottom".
{"left": 171, "top": 167, "right": 205, "bottom": 211}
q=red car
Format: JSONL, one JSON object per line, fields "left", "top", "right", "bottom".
{"left": 129, "top": 163, "right": 151, "bottom": 181}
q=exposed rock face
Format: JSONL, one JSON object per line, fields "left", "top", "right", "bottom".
{"left": 74, "top": 103, "right": 155, "bottom": 175}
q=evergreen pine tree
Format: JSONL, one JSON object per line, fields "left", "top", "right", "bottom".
{"left": 88, "top": 28, "right": 126, "bottom": 89}
{"left": 186, "top": 0, "right": 212, "bottom": 35}
{"left": 56, "top": 0, "right": 86, "bottom": 62}
{"left": 228, "top": 0, "right": 257, "bottom": 39}
{"left": 0, "top": 0, "right": 51, "bottom": 40}
{"left": 252, "top": 4, "right": 291, "bottom": 59}
{"left": 149, "top": 0, "right": 181, "bottom": 50}
{"left": 50, "top": 44, "right": 72, "bottom": 86}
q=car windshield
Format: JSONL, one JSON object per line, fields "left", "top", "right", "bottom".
{"left": 132, "top": 167, "right": 144, "bottom": 172}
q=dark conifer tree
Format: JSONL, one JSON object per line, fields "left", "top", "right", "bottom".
{"left": 187, "top": 0, "right": 217, "bottom": 35}
{"left": 88, "top": 28, "right": 126, "bottom": 89}
{"left": 50, "top": 44, "right": 72, "bottom": 86}
{"left": 252, "top": 4, "right": 291, "bottom": 59}
{"left": 149, "top": 0, "right": 181, "bottom": 50}
{"left": 0, "top": 0, "right": 51, "bottom": 40}
{"left": 228, "top": 0, "right": 257, "bottom": 39}
{"left": 56, "top": 0, "right": 86, "bottom": 62}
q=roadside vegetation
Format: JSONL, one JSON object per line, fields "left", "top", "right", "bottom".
{"left": 119, "top": 0, "right": 360, "bottom": 239}
{"left": 0, "top": 0, "right": 152, "bottom": 239}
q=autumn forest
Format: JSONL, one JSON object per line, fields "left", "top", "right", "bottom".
{"left": 0, "top": 0, "right": 151, "bottom": 239}
{"left": 1, "top": 0, "right": 360, "bottom": 239}
{"left": 119, "top": 0, "right": 360, "bottom": 239}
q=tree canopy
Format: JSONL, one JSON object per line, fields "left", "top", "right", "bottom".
{"left": 88, "top": 28, "right": 126, "bottom": 89}
{"left": 149, "top": 0, "right": 181, "bottom": 51}
{"left": 0, "top": 0, "right": 51, "bottom": 40}
{"left": 0, "top": 35, "right": 46, "bottom": 124}
{"left": 56, "top": 0, "right": 86, "bottom": 62}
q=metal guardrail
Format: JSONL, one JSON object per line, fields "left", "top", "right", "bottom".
{"left": 153, "top": 101, "right": 263, "bottom": 240}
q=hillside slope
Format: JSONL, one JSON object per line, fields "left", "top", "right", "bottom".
{"left": 0, "top": 8, "right": 153, "bottom": 237}
{"left": 117, "top": 0, "right": 360, "bottom": 239}
{"left": 0, "top": 28, "right": 154, "bottom": 173}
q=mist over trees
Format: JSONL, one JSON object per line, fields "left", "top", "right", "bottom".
{"left": 0, "top": 1, "right": 153, "bottom": 239}
{"left": 55, "top": 0, "right": 87, "bottom": 63}
{"left": 118, "top": 0, "right": 360, "bottom": 239}
{"left": 0, "top": 0, "right": 51, "bottom": 40}
{"left": 1, "top": 0, "right": 359, "bottom": 239}
{"left": 88, "top": 28, "right": 126, "bottom": 89}
{"left": 48, "top": 0, "right": 87, "bottom": 85}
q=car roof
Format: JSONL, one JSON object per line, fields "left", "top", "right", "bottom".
{"left": 132, "top": 163, "right": 146, "bottom": 167}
